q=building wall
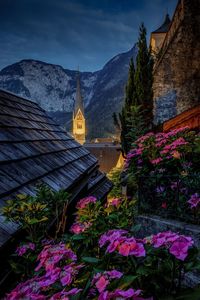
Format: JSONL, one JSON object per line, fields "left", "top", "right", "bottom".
{"left": 153, "top": 0, "right": 200, "bottom": 125}
{"left": 85, "top": 144, "right": 121, "bottom": 173}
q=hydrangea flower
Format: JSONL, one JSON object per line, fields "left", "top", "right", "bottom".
{"left": 50, "top": 288, "right": 82, "bottom": 300}
{"left": 188, "top": 193, "right": 200, "bottom": 209}
{"left": 35, "top": 244, "right": 77, "bottom": 272}
{"left": 90, "top": 270, "right": 123, "bottom": 296}
{"left": 70, "top": 222, "right": 92, "bottom": 234}
{"left": 99, "top": 230, "right": 145, "bottom": 257}
{"left": 149, "top": 231, "right": 194, "bottom": 261}
{"left": 16, "top": 242, "right": 35, "bottom": 256}
{"left": 76, "top": 196, "right": 97, "bottom": 209}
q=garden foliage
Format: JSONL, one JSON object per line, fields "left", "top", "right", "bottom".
{"left": 4, "top": 194, "right": 200, "bottom": 299}
{"left": 125, "top": 127, "right": 200, "bottom": 223}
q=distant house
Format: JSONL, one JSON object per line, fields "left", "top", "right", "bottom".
{"left": 85, "top": 142, "right": 123, "bottom": 174}
{"left": 0, "top": 89, "right": 112, "bottom": 288}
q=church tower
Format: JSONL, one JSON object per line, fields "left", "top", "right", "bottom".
{"left": 72, "top": 72, "right": 86, "bottom": 145}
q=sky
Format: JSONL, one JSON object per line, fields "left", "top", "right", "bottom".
{"left": 0, "top": 0, "right": 177, "bottom": 72}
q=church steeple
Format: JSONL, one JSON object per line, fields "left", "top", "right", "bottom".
{"left": 72, "top": 71, "right": 86, "bottom": 145}
{"left": 74, "top": 72, "right": 84, "bottom": 116}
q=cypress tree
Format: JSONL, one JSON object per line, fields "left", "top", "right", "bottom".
{"left": 124, "top": 58, "right": 136, "bottom": 111}
{"left": 113, "top": 58, "right": 137, "bottom": 156}
{"left": 113, "top": 23, "right": 153, "bottom": 155}
{"left": 134, "top": 23, "right": 154, "bottom": 128}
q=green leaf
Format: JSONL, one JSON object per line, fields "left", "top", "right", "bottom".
{"left": 71, "top": 234, "right": 85, "bottom": 240}
{"left": 118, "top": 275, "right": 138, "bottom": 290}
{"left": 130, "top": 224, "right": 142, "bottom": 233}
{"left": 81, "top": 257, "right": 101, "bottom": 263}
{"left": 175, "top": 287, "right": 200, "bottom": 300}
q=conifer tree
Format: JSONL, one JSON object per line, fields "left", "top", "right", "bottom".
{"left": 113, "top": 58, "right": 137, "bottom": 156}
{"left": 134, "top": 23, "right": 154, "bottom": 128}
{"left": 124, "top": 58, "right": 136, "bottom": 111}
{"left": 113, "top": 23, "right": 153, "bottom": 156}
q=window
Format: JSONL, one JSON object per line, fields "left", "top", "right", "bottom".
{"left": 77, "top": 122, "right": 82, "bottom": 129}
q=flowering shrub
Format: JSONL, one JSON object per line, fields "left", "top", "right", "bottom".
{"left": 99, "top": 230, "right": 145, "bottom": 257}
{"left": 90, "top": 269, "right": 146, "bottom": 300}
{"left": 125, "top": 127, "right": 199, "bottom": 175}
{"left": 7, "top": 227, "right": 200, "bottom": 299}
{"left": 125, "top": 127, "right": 200, "bottom": 223}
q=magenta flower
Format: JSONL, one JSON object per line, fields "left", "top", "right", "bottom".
{"left": 91, "top": 270, "right": 123, "bottom": 297}
{"left": 118, "top": 238, "right": 145, "bottom": 257}
{"left": 95, "top": 276, "right": 109, "bottom": 293}
{"left": 170, "top": 236, "right": 193, "bottom": 260}
{"left": 150, "top": 231, "right": 194, "bottom": 261}
{"left": 50, "top": 288, "right": 82, "bottom": 300}
{"left": 60, "top": 263, "right": 83, "bottom": 286}
{"left": 111, "top": 288, "right": 142, "bottom": 298}
{"left": 188, "top": 193, "right": 200, "bottom": 209}
{"left": 150, "top": 157, "right": 162, "bottom": 165}
{"left": 99, "top": 229, "right": 128, "bottom": 248}
{"left": 99, "top": 230, "right": 146, "bottom": 257}
{"left": 35, "top": 244, "right": 77, "bottom": 272}
{"left": 16, "top": 242, "right": 35, "bottom": 256}
{"left": 38, "top": 267, "right": 61, "bottom": 287}
{"left": 76, "top": 196, "right": 97, "bottom": 209}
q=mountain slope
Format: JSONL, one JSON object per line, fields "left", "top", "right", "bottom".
{"left": 0, "top": 45, "right": 137, "bottom": 138}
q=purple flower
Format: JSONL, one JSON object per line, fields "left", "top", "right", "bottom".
{"left": 188, "top": 193, "right": 200, "bottom": 209}
{"left": 35, "top": 244, "right": 77, "bottom": 272}
{"left": 150, "top": 231, "right": 194, "bottom": 261}
{"left": 16, "top": 242, "right": 35, "bottom": 256}
{"left": 76, "top": 196, "right": 97, "bottom": 209}
{"left": 50, "top": 288, "right": 82, "bottom": 300}
{"left": 155, "top": 186, "right": 165, "bottom": 193}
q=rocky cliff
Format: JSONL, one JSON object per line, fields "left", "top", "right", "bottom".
{"left": 0, "top": 45, "right": 137, "bottom": 138}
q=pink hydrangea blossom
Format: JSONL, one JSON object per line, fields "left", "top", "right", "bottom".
{"left": 111, "top": 288, "right": 142, "bottom": 298}
{"left": 50, "top": 288, "right": 82, "bottom": 300}
{"left": 99, "top": 230, "right": 146, "bottom": 257}
{"left": 91, "top": 270, "right": 123, "bottom": 296}
{"left": 95, "top": 276, "right": 110, "bottom": 293}
{"left": 150, "top": 231, "right": 194, "bottom": 261}
{"left": 35, "top": 244, "right": 77, "bottom": 272}
{"left": 76, "top": 196, "right": 97, "bottom": 209}
{"left": 150, "top": 158, "right": 162, "bottom": 165}
{"left": 70, "top": 222, "right": 92, "bottom": 234}
{"left": 118, "top": 238, "right": 145, "bottom": 257}
{"left": 60, "top": 263, "right": 84, "bottom": 286}
{"left": 16, "top": 242, "right": 35, "bottom": 256}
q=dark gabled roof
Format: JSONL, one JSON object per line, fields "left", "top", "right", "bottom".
{"left": 152, "top": 14, "right": 171, "bottom": 33}
{"left": 0, "top": 89, "right": 112, "bottom": 248}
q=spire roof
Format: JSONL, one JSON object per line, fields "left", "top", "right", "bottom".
{"left": 74, "top": 72, "right": 84, "bottom": 116}
{"left": 152, "top": 14, "right": 171, "bottom": 33}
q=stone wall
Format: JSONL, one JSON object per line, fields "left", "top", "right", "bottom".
{"left": 135, "top": 214, "right": 200, "bottom": 287}
{"left": 153, "top": 0, "right": 200, "bottom": 124}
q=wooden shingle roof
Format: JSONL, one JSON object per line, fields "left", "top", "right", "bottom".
{"left": 0, "top": 89, "right": 112, "bottom": 248}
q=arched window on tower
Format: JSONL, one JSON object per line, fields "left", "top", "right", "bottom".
{"left": 77, "top": 122, "right": 82, "bottom": 129}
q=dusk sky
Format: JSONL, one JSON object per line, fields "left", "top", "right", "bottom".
{"left": 0, "top": 0, "right": 177, "bottom": 72}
